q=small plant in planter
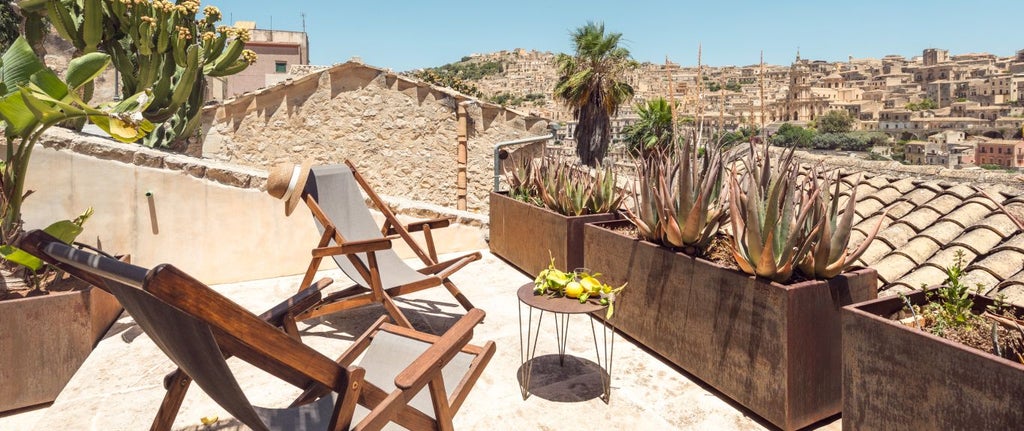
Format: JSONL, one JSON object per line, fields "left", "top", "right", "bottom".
{"left": 897, "top": 250, "right": 1024, "bottom": 362}
{"left": 490, "top": 155, "right": 624, "bottom": 276}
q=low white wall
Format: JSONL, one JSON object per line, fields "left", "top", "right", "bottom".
{"left": 19, "top": 128, "right": 486, "bottom": 285}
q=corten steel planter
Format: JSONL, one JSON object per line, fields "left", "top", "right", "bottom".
{"left": 0, "top": 282, "right": 122, "bottom": 412}
{"left": 584, "top": 220, "right": 877, "bottom": 431}
{"left": 843, "top": 289, "right": 1024, "bottom": 430}
{"left": 489, "top": 191, "right": 617, "bottom": 276}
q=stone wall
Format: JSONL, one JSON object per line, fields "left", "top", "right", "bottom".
{"left": 19, "top": 128, "right": 487, "bottom": 284}
{"left": 200, "top": 60, "right": 552, "bottom": 213}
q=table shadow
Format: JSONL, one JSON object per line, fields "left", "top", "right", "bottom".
{"left": 516, "top": 354, "right": 607, "bottom": 402}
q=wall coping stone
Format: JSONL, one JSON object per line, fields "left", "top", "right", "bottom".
{"left": 38, "top": 127, "right": 488, "bottom": 228}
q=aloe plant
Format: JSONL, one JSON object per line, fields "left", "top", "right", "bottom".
{"left": 0, "top": 36, "right": 153, "bottom": 242}
{"left": 727, "top": 144, "right": 819, "bottom": 283}
{"left": 535, "top": 158, "right": 624, "bottom": 216}
{"left": 20, "top": 0, "right": 256, "bottom": 148}
{"left": 624, "top": 134, "right": 727, "bottom": 254}
{"left": 798, "top": 169, "right": 887, "bottom": 279}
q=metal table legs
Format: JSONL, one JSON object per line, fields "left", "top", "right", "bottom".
{"left": 518, "top": 301, "right": 615, "bottom": 403}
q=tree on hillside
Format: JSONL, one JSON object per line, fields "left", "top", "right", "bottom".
{"left": 817, "top": 110, "right": 855, "bottom": 134}
{"left": 770, "top": 123, "right": 815, "bottom": 148}
{"left": 554, "top": 22, "right": 637, "bottom": 166}
{"left": 623, "top": 97, "right": 674, "bottom": 157}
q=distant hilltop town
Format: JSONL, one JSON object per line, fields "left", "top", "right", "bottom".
{"left": 447, "top": 47, "right": 1024, "bottom": 170}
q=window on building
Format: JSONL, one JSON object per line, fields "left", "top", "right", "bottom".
{"left": 275, "top": 61, "right": 287, "bottom": 73}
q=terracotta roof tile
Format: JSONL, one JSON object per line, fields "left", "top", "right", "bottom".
{"left": 864, "top": 187, "right": 904, "bottom": 208}
{"left": 942, "top": 201, "right": 996, "bottom": 228}
{"left": 919, "top": 220, "right": 968, "bottom": 244}
{"left": 899, "top": 207, "right": 942, "bottom": 232}
{"left": 857, "top": 239, "right": 895, "bottom": 266}
{"left": 890, "top": 178, "right": 917, "bottom": 194}
{"left": 902, "top": 188, "right": 939, "bottom": 206}
{"left": 970, "top": 250, "right": 1024, "bottom": 279}
{"left": 873, "top": 253, "right": 918, "bottom": 285}
{"left": 864, "top": 176, "right": 891, "bottom": 189}
{"left": 853, "top": 199, "right": 886, "bottom": 220}
{"left": 874, "top": 222, "right": 918, "bottom": 249}
{"left": 920, "top": 193, "right": 964, "bottom": 215}
{"left": 926, "top": 246, "right": 979, "bottom": 270}
{"left": 884, "top": 200, "right": 917, "bottom": 220}
{"left": 889, "top": 265, "right": 948, "bottom": 291}
{"left": 960, "top": 269, "right": 1001, "bottom": 293}
{"left": 943, "top": 184, "right": 978, "bottom": 200}
{"left": 948, "top": 227, "right": 1005, "bottom": 256}
{"left": 995, "top": 285, "right": 1024, "bottom": 307}
{"left": 894, "top": 236, "right": 942, "bottom": 265}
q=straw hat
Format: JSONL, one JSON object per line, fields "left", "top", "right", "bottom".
{"left": 266, "top": 161, "right": 312, "bottom": 216}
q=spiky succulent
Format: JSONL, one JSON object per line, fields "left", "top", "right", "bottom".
{"left": 534, "top": 158, "right": 624, "bottom": 216}
{"left": 798, "top": 169, "right": 887, "bottom": 279}
{"left": 624, "top": 136, "right": 727, "bottom": 254}
{"left": 728, "top": 145, "right": 819, "bottom": 283}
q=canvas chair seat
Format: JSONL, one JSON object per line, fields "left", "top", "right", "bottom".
{"left": 283, "top": 161, "right": 482, "bottom": 328}
{"left": 19, "top": 230, "right": 495, "bottom": 431}
{"left": 308, "top": 164, "right": 431, "bottom": 290}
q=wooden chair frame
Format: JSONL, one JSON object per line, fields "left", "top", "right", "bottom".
{"left": 294, "top": 160, "right": 480, "bottom": 328}
{"left": 18, "top": 230, "right": 496, "bottom": 431}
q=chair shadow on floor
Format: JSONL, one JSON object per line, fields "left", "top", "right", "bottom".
{"left": 517, "top": 354, "right": 607, "bottom": 402}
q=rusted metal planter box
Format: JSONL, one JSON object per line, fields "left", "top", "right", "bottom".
{"left": 584, "top": 220, "right": 877, "bottom": 431}
{"left": 489, "top": 191, "right": 617, "bottom": 276}
{"left": 843, "top": 289, "right": 1024, "bottom": 430}
{"left": 0, "top": 285, "right": 122, "bottom": 412}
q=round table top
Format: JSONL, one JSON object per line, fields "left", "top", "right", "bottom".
{"left": 517, "top": 283, "right": 607, "bottom": 314}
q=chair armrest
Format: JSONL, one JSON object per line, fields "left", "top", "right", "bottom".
{"left": 312, "top": 235, "right": 398, "bottom": 258}
{"left": 394, "top": 308, "right": 485, "bottom": 391}
{"left": 257, "top": 277, "right": 330, "bottom": 326}
{"left": 405, "top": 217, "right": 453, "bottom": 233}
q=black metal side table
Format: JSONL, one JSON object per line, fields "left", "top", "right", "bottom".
{"left": 517, "top": 283, "right": 615, "bottom": 403}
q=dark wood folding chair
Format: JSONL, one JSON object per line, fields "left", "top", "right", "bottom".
{"left": 289, "top": 161, "right": 481, "bottom": 328}
{"left": 19, "top": 230, "right": 495, "bottom": 431}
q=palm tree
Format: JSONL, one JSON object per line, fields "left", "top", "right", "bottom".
{"left": 554, "top": 22, "right": 636, "bottom": 166}
{"left": 623, "top": 97, "right": 674, "bottom": 157}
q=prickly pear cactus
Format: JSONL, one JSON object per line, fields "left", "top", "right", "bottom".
{"left": 22, "top": 0, "right": 256, "bottom": 148}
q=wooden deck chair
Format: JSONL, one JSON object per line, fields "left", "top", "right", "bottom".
{"left": 267, "top": 161, "right": 481, "bottom": 328}
{"left": 19, "top": 230, "right": 496, "bottom": 431}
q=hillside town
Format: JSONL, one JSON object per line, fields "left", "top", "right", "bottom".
{"left": 459, "top": 47, "right": 1024, "bottom": 170}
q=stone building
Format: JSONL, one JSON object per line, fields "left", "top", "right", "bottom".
{"left": 200, "top": 60, "right": 550, "bottom": 213}
{"left": 975, "top": 139, "right": 1024, "bottom": 168}
{"left": 207, "top": 21, "right": 311, "bottom": 100}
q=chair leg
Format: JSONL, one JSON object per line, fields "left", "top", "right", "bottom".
{"left": 442, "top": 279, "right": 475, "bottom": 312}
{"left": 381, "top": 293, "right": 414, "bottom": 329}
{"left": 150, "top": 370, "right": 191, "bottom": 431}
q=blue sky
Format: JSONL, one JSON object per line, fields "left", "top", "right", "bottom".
{"left": 212, "top": 0, "right": 1022, "bottom": 71}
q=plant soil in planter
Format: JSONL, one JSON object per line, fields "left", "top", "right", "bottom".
{"left": 584, "top": 220, "right": 877, "bottom": 431}
{"left": 0, "top": 276, "right": 123, "bottom": 412}
{"left": 489, "top": 191, "right": 617, "bottom": 276}
{"left": 843, "top": 288, "right": 1024, "bottom": 430}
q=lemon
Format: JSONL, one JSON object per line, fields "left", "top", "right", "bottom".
{"left": 564, "top": 281, "right": 584, "bottom": 298}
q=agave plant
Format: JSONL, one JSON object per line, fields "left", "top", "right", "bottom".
{"left": 535, "top": 158, "right": 624, "bottom": 216}
{"left": 728, "top": 144, "right": 819, "bottom": 283}
{"left": 505, "top": 156, "right": 540, "bottom": 205}
{"left": 798, "top": 169, "right": 887, "bottom": 279}
{"left": 625, "top": 140, "right": 727, "bottom": 254}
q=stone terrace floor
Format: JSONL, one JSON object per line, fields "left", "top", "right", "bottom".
{"left": 0, "top": 250, "right": 841, "bottom": 431}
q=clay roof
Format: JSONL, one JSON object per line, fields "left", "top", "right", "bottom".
{"left": 794, "top": 151, "right": 1024, "bottom": 304}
